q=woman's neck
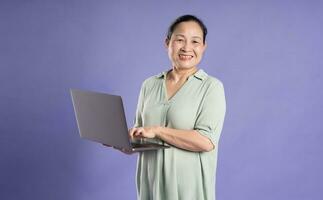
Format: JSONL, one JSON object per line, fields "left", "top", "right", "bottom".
{"left": 168, "top": 66, "right": 198, "bottom": 82}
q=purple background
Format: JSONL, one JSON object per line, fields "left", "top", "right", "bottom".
{"left": 1, "top": 0, "right": 323, "bottom": 199}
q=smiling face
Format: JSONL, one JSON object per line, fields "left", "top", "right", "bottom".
{"left": 166, "top": 21, "right": 207, "bottom": 70}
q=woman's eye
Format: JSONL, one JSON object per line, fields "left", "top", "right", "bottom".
{"left": 176, "top": 39, "right": 183, "bottom": 42}
{"left": 193, "top": 41, "right": 199, "bottom": 44}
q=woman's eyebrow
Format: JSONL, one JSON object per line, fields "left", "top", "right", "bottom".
{"left": 192, "top": 36, "right": 202, "bottom": 40}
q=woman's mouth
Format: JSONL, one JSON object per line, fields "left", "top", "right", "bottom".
{"left": 179, "top": 54, "right": 193, "bottom": 61}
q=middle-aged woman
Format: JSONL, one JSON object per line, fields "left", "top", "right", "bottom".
{"left": 128, "top": 15, "right": 226, "bottom": 200}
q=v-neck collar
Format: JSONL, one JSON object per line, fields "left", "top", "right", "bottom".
{"left": 159, "top": 69, "right": 208, "bottom": 102}
{"left": 162, "top": 75, "right": 188, "bottom": 102}
{"left": 156, "top": 68, "right": 208, "bottom": 81}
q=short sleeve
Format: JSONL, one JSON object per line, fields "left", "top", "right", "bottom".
{"left": 194, "top": 81, "right": 226, "bottom": 147}
{"left": 133, "top": 82, "right": 146, "bottom": 128}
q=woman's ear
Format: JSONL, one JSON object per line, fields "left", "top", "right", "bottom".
{"left": 164, "top": 38, "right": 170, "bottom": 49}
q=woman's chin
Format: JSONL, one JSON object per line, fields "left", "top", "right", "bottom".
{"left": 174, "top": 65, "right": 197, "bottom": 70}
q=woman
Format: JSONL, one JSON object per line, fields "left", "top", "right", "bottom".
{"left": 129, "top": 15, "right": 226, "bottom": 200}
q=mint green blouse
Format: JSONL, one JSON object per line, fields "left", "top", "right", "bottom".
{"left": 134, "top": 69, "right": 226, "bottom": 200}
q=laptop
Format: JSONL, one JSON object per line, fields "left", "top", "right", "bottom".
{"left": 70, "top": 89, "right": 170, "bottom": 152}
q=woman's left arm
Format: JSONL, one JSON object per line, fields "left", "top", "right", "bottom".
{"left": 129, "top": 126, "right": 214, "bottom": 152}
{"left": 130, "top": 81, "right": 226, "bottom": 152}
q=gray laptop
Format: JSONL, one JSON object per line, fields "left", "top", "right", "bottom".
{"left": 70, "top": 89, "right": 170, "bottom": 152}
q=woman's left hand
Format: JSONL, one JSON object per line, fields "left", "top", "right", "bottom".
{"left": 129, "top": 126, "right": 159, "bottom": 139}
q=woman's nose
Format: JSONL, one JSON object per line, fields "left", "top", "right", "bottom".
{"left": 181, "top": 41, "right": 192, "bottom": 51}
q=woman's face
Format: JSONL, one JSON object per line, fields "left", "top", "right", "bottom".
{"left": 166, "top": 21, "right": 207, "bottom": 70}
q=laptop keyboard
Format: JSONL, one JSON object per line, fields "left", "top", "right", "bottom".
{"left": 131, "top": 143, "right": 165, "bottom": 148}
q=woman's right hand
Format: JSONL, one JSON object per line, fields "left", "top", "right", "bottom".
{"left": 102, "top": 144, "right": 134, "bottom": 155}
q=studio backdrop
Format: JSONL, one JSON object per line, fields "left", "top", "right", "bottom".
{"left": 1, "top": 0, "right": 322, "bottom": 199}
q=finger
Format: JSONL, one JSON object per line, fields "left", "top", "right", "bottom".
{"left": 134, "top": 130, "right": 143, "bottom": 137}
{"left": 129, "top": 129, "right": 134, "bottom": 138}
{"left": 132, "top": 128, "right": 139, "bottom": 136}
{"left": 137, "top": 128, "right": 147, "bottom": 137}
{"left": 133, "top": 130, "right": 139, "bottom": 136}
{"left": 129, "top": 128, "right": 137, "bottom": 138}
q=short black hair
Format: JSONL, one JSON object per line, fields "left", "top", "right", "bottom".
{"left": 166, "top": 15, "right": 208, "bottom": 44}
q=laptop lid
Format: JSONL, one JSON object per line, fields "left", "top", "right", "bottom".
{"left": 70, "top": 89, "right": 132, "bottom": 149}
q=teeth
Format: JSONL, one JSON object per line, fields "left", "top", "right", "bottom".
{"left": 179, "top": 55, "right": 193, "bottom": 59}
